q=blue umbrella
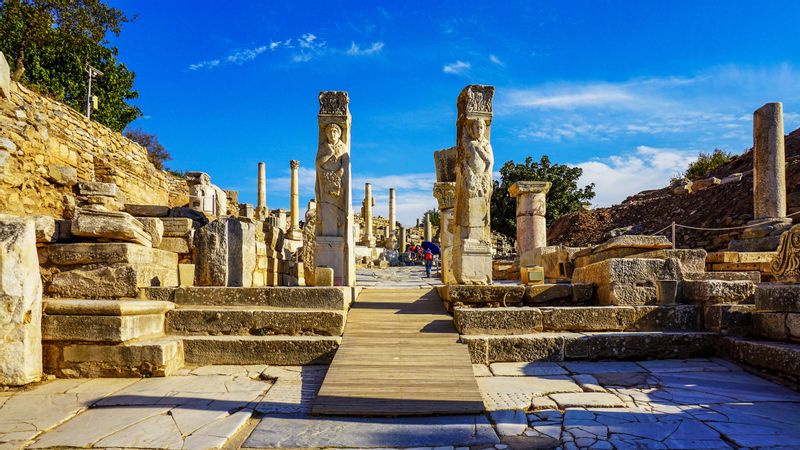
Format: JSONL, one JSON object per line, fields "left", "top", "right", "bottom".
{"left": 421, "top": 241, "right": 440, "bottom": 255}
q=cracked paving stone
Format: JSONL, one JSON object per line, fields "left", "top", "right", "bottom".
{"left": 489, "top": 362, "right": 567, "bottom": 377}
{"left": 477, "top": 376, "right": 582, "bottom": 411}
{"left": 550, "top": 392, "right": 625, "bottom": 408}
{"left": 637, "top": 358, "right": 730, "bottom": 374}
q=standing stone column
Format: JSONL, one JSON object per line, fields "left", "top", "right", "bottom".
{"left": 754, "top": 102, "right": 786, "bottom": 220}
{"left": 424, "top": 212, "right": 432, "bottom": 242}
{"left": 453, "top": 85, "right": 494, "bottom": 285}
{"left": 360, "top": 183, "right": 376, "bottom": 247}
{"left": 314, "top": 91, "right": 355, "bottom": 286}
{"left": 287, "top": 160, "right": 302, "bottom": 241}
{"left": 387, "top": 188, "right": 397, "bottom": 249}
{"left": 509, "top": 181, "right": 551, "bottom": 268}
{"left": 399, "top": 226, "right": 407, "bottom": 252}
{"left": 256, "top": 162, "right": 267, "bottom": 219}
{"left": 433, "top": 182, "right": 456, "bottom": 284}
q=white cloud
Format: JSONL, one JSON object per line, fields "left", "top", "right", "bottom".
{"left": 226, "top": 46, "right": 268, "bottom": 64}
{"left": 489, "top": 54, "right": 504, "bottom": 67}
{"left": 346, "top": 41, "right": 385, "bottom": 56}
{"left": 291, "top": 33, "right": 326, "bottom": 63}
{"left": 577, "top": 146, "right": 700, "bottom": 207}
{"left": 443, "top": 60, "right": 471, "bottom": 74}
{"left": 188, "top": 59, "right": 220, "bottom": 71}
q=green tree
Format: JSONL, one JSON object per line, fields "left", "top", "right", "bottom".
{"left": 123, "top": 128, "right": 171, "bottom": 170}
{"left": 682, "top": 148, "right": 736, "bottom": 181}
{"left": 0, "top": 0, "right": 140, "bottom": 131}
{"left": 491, "top": 155, "right": 595, "bottom": 239}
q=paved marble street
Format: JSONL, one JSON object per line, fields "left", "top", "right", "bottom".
{"left": 0, "top": 359, "right": 798, "bottom": 449}
{"left": 356, "top": 265, "right": 443, "bottom": 288}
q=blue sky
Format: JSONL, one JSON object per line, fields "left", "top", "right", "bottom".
{"left": 110, "top": 1, "right": 800, "bottom": 226}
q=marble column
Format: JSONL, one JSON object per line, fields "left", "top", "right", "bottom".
{"left": 399, "top": 226, "right": 407, "bottom": 252}
{"left": 509, "top": 181, "right": 551, "bottom": 268}
{"left": 434, "top": 182, "right": 456, "bottom": 284}
{"left": 453, "top": 85, "right": 494, "bottom": 285}
{"left": 754, "top": 102, "right": 786, "bottom": 220}
{"left": 424, "top": 212, "right": 432, "bottom": 242}
{"left": 387, "top": 188, "right": 397, "bottom": 249}
{"left": 256, "top": 162, "right": 267, "bottom": 219}
{"left": 360, "top": 182, "right": 376, "bottom": 247}
{"left": 287, "top": 160, "right": 302, "bottom": 241}
{"left": 314, "top": 91, "right": 355, "bottom": 286}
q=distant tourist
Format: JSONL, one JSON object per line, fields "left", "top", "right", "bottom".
{"left": 424, "top": 249, "right": 433, "bottom": 277}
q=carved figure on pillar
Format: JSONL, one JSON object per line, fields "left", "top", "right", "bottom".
{"left": 314, "top": 91, "right": 355, "bottom": 286}
{"left": 453, "top": 85, "right": 494, "bottom": 285}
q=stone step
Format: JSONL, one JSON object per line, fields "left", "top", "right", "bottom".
{"left": 143, "top": 286, "right": 354, "bottom": 310}
{"left": 755, "top": 283, "right": 800, "bottom": 312}
{"left": 42, "top": 299, "right": 174, "bottom": 343}
{"left": 682, "top": 279, "right": 756, "bottom": 304}
{"left": 166, "top": 306, "right": 346, "bottom": 336}
{"left": 180, "top": 335, "right": 340, "bottom": 366}
{"left": 43, "top": 337, "right": 184, "bottom": 378}
{"left": 752, "top": 311, "right": 800, "bottom": 342}
{"left": 437, "top": 283, "right": 593, "bottom": 310}
{"left": 721, "top": 337, "right": 800, "bottom": 382}
{"left": 454, "top": 305, "right": 702, "bottom": 335}
{"left": 461, "top": 331, "right": 717, "bottom": 365}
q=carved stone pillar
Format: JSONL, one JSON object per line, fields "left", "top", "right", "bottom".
{"left": 399, "top": 226, "right": 407, "bottom": 252}
{"left": 287, "top": 160, "right": 302, "bottom": 241}
{"left": 360, "top": 182, "right": 376, "bottom": 247}
{"left": 509, "top": 181, "right": 551, "bottom": 269}
{"left": 434, "top": 182, "right": 456, "bottom": 284}
{"left": 424, "top": 213, "right": 432, "bottom": 242}
{"left": 387, "top": 188, "right": 397, "bottom": 249}
{"left": 452, "top": 85, "right": 494, "bottom": 285}
{"left": 256, "top": 162, "right": 267, "bottom": 219}
{"left": 314, "top": 91, "right": 355, "bottom": 286}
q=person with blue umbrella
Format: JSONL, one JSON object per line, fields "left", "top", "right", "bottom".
{"left": 423, "top": 248, "right": 434, "bottom": 278}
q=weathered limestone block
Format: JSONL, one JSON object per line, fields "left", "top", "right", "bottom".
{"left": 161, "top": 217, "right": 195, "bottom": 237}
{"left": 0, "top": 51, "right": 10, "bottom": 99}
{"left": 159, "top": 236, "right": 191, "bottom": 254}
{"left": 434, "top": 146, "right": 457, "bottom": 182}
{"left": 136, "top": 217, "right": 164, "bottom": 248}
{"left": 454, "top": 307, "right": 543, "bottom": 334}
{"left": 0, "top": 216, "right": 43, "bottom": 385}
{"left": 721, "top": 337, "right": 800, "bottom": 381}
{"left": 755, "top": 283, "right": 800, "bottom": 312}
{"left": 193, "top": 217, "right": 255, "bottom": 287}
{"left": 71, "top": 208, "right": 151, "bottom": 246}
{"left": 44, "top": 243, "right": 178, "bottom": 298}
{"left": 169, "top": 207, "right": 209, "bottom": 225}
{"left": 572, "top": 258, "right": 680, "bottom": 305}
{"left": 691, "top": 177, "right": 720, "bottom": 191}
{"left": 682, "top": 280, "right": 756, "bottom": 304}
{"left": 43, "top": 338, "right": 184, "bottom": 378}
{"left": 704, "top": 304, "right": 754, "bottom": 336}
{"left": 584, "top": 332, "right": 717, "bottom": 360}
{"left": 541, "top": 306, "right": 635, "bottom": 332}
{"left": 77, "top": 181, "right": 118, "bottom": 197}
{"left": 178, "top": 263, "right": 195, "bottom": 287}
{"left": 32, "top": 215, "right": 57, "bottom": 243}
{"left": 42, "top": 299, "right": 175, "bottom": 343}
{"left": 46, "top": 164, "right": 78, "bottom": 187}
{"left": 315, "top": 267, "right": 334, "bottom": 287}
{"left": 753, "top": 312, "right": 788, "bottom": 340}
{"left": 126, "top": 204, "right": 170, "bottom": 217}
{"left": 440, "top": 285, "right": 525, "bottom": 307}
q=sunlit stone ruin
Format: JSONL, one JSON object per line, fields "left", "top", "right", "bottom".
{"left": 3, "top": 47, "right": 800, "bottom": 449}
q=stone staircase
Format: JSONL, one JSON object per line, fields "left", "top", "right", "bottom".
{"left": 41, "top": 287, "right": 355, "bottom": 377}
{"left": 147, "top": 286, "right": 353, "bottom": 366}
{"left": 454, "top": 304, "right": 716, "bottom": 364}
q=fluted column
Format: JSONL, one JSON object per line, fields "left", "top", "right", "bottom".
{"left": 256, "top": 162, "right": 267, "bottom": 219}
{"left": 287, "top": 160, "right": 302, "bottom": 240}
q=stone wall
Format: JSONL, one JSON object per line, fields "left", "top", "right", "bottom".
{"left": 0, "top": 81, "right": 188, "bottom": 219}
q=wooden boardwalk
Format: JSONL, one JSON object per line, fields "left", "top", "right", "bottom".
{"left": 311, "top": 288, "right": 484, "bottom": 416}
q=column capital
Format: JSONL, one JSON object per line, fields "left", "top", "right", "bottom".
{"left": 509, "top": 181, "right": 551, "bottom": 198}
{"left": 433, "top": 182, "right": 456, "bottom": 210}
{"left": 290, "top": 160, "right": 299, "bottom": 169}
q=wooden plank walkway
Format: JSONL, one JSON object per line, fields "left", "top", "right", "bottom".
{"left": 311, "top": 288, "right": 484, "bottom": 416}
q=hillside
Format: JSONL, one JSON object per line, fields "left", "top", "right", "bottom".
{"left": 548, "top": 128, "right": 800, "bottom": 250}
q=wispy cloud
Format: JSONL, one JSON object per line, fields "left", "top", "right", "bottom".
{"left": 578, "top": 146, "right": 700, "bottom": 207}
{"left": 188, "top": 59, "right": 220, "bottom": 71}
{"left": 346, "top": 41, "right": 385, "bottom": 56}
{"left": 188, "top": 44, "right": 268, "bottom": 70}
{"left": 443, "top": 60, "right": 471, "bottom": 75}
{"left": 489, "top": 54, "right": 504, "bottom": 67}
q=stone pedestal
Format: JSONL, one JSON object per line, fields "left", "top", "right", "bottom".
{"left": 0, "top": 216, "right": 43, "bottom": 385}
{"left": 314, "top": 91, "right": 355, "bottom": 286}
{"left": 509, "top": 181, "right": 551, "bottom": 269}
{"left": 452, "top": 85, "right": 494, "bottom": 285}
{"left": 287, "top": 160, "right": 303, "bottom": 241}
{"left": 193, "top": 217, "right": 255, "bottom": 287}
{"left": 434, "top": 182, "right": 456, "bottom": 284}
{"left": 729, "top": 102, "right": 789, "bottom": 252}
{"left": 360, "top": 183, "right": 376, "bottom": 247}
